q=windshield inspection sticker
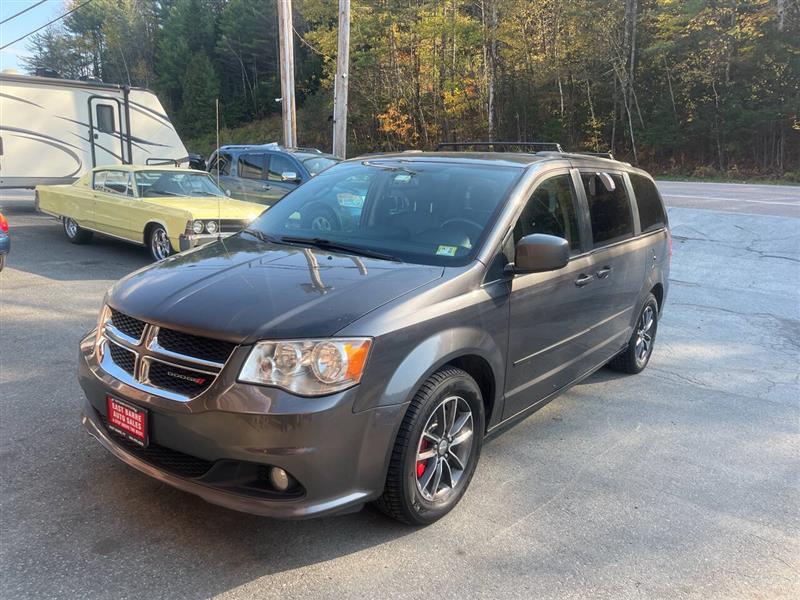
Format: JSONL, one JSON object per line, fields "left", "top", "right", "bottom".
{"left": 436, "top": 245, "right": 458, "bottom": 257}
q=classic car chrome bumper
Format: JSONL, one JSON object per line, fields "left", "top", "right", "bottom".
{"left": 178, "top": 232, "right": 235, "bottom": 251}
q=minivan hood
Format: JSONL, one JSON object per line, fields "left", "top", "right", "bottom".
{"left": 108, "top": 235, "right": 444, "bottom": 343}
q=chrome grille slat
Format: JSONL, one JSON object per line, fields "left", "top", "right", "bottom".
{"left": 98, "top": 308, "right": 237, "bottom": 401}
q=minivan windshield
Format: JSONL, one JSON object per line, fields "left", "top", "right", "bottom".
{"left": 246, "top": 160, "right": 521, "bottom": 266}
{"left": 135, "top": 171, "right": 225, "bottom": 198}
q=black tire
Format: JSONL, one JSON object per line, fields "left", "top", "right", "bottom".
{"left": 375, "top": 367, "right": 485, "bottom": 525}
{"left": 607, "top": 293, "right": 659, "bottom": 374}
{"left": 301, "top": 203, "right": 340, "bottom": 232}
{"left": 63, "top": 217, "right": 93, "bottom": 244}
{"left": 0, "top": 254, "right": 4, "bottom": 272}
{"left": 148, "top": 225, "right": 173, "bottom": 261}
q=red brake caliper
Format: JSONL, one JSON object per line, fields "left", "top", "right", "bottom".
{"left": 417, "top": 439, "right": 429, "bottom": 478}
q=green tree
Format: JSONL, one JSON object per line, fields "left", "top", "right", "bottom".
{"left": 180, "top": 52, "right": 220, "bottom": 137}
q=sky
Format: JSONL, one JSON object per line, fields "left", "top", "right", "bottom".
{"left": 0, "top": 0, "right": 66, "bottom": 73}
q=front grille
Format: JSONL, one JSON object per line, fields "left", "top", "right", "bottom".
{"left": 219, "top": 219, "right": 248, "bottom": 233}
{"left": 107, "top": 341, "right": 135, "bottom": 375}
{"left": 99, "top": 413, "right": 213, "bottom": 478}
{"left": 156, "top": 327, "right": 236, "bottom": 365}
{"left": 146, "top": 360, "right": 214, "bottom": 397}
{"left": 110, "top": 309, "right": 146, "bottom": 341}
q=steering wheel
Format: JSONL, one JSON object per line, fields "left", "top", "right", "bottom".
{"left": 441, "top": 218, "right": 483, "bottom": 237}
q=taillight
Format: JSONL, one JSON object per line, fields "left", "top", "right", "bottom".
{"left": 0, "top": 213, "right": 8, "bottom": 233}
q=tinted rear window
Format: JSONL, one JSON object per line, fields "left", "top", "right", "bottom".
{"left": 581, "top": 172, "right": 633, "bottom": 247}
{"left": 630, "top": 174, "right": 667, "bottom": 232}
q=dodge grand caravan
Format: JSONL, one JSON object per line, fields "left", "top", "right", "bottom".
{"left": 78, "top": 151, "right": 670, "bottom": 524}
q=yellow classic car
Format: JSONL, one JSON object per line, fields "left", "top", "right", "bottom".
{"left": 35, "top": 165, "right": 266, "bottom": 260}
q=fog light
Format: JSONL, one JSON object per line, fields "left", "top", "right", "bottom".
{"left": 269, "top": 467, "right": 291, "bottom": 491}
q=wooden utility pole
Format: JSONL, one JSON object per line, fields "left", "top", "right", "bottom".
{"left": 332, "top": 0, "right": 351, "bottom": 158}
{"left": 277, "top": 0, "right": 297, "bottom": 147}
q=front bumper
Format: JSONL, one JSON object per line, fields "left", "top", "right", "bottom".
{"left": 78, "top": 332, "right": 406, "bottom": 519}
{"left": 178, "top": 232, "right": 234, "bottom": 252}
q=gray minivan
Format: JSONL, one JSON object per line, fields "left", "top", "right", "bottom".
{"left": 78, "top": 151, "right": 670, "bottom": 524}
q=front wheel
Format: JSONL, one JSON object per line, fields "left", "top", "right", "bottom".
{"left": 148, "top": 225, "right": 173, "bottom": 261}
{"left": 63, "top": 217, "right": 93, "bottom": 244}
{"left": 375, "top": 367, "right": 484, "bottom": 525}
{"left": 607, "top": 293, "right": 659, "bottom": 374}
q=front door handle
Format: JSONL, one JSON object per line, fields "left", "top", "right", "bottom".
{"left": 262, "top": 184, "right": 271, "bottom": 190}
{"left": 597, "top": 266, "right": 613, "bottom": 279}
{"left": 575, "top": 274, "right": 594, "bottom": 287}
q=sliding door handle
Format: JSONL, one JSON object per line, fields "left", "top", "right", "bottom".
{"left": 596, "top": 266, "right": 613, "bottom": 279}
{"left": 575, "top": 274, "right": 594, "bottom": 287}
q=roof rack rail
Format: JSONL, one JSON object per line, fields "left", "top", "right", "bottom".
{"left": 437, "top": 141, "right": 564, "bottom": 153}
{"left": 573, "top": 151, "right": 615, "bottom": 160}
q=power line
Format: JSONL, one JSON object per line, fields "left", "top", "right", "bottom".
{"left": 0, "top": 0, "right": 94, "bottom": 51}
{"left": 0, "top": 0, "right": 48, "bottom": 26}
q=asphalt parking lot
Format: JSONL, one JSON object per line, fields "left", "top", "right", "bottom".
{"left": 1, "top": 182, "right": 798, "bottom": 599}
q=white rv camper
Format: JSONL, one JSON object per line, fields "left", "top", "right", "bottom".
{"left": 0, "top": 72, "right": 189, "bottom": 189}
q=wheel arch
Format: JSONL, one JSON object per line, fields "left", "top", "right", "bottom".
{"left": 143, "top": 219, "right": 171, "bottom": 245}
{"left": 359, "top": 327, "right": 505, "bottom": 434}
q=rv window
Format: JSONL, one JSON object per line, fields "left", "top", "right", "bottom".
{"left": 96, "top": 105, "right": 115, "bottom": 134}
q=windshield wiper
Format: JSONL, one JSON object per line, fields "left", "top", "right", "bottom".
{"left": 241, "top": 228, "right": 283, "bottom": 244}
{"left": 278, "top": 236, "right": 400, "bottom": 262}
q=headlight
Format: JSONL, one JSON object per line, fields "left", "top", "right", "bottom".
{"left": 192, "top": 220, "right": 204, "bottom": 234}
{"left": 239, "top": 338, "right": 372, "bottom": 396}
{"left": 205, "top": 220, "right": 218, "bottom": 234}
{"left": 94, "top": 304, "right": 111, "bottom": 353}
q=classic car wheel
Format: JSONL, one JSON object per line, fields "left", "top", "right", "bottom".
{"left": 149, "top": 226, "right": 173, "bottom": 261}
{"left": 375, "top": 367, "right": 484, "bottom": 525}
{"left": 63, "top": 217, "right": 93, "bottom": 244}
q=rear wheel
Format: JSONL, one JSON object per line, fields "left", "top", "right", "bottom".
{"left": 607, "top": 293, "right": 659, "bottom": 374}
{"left": 148, "top": 225, "right": 173, "bottom": 261}
{"left": 63, "top": 217, "right": 93, "bottom": 244}
{"left": 375, "top": 367, "right": 484, "bottom": 525}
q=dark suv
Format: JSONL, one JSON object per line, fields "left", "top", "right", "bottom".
{"left": 207, "top": 143, "right": 339, "bottom": 206}
{"left": 78, "top": 151, "right": 670, "bottom": 524}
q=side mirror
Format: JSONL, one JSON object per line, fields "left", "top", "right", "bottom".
{"left": 511, "top": 234, "right": 570, "bottom": 273}
{"left": 281, "top": 171, "right": 300, "bottom": 183}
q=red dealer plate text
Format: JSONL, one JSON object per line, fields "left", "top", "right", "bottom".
{"left": 106, "top": 396, "right": 148, "bottom": 447}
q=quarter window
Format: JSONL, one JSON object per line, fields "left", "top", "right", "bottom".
{"left": 93, "top": 171, "right": 107, "bottom": 191}
{"left": 581, "top": 172, "right": 633, "bottom": 247}
{"left": 514, "top": 174, "right": 581, "bottom": 253}
{"left": 102, "top": 171, "right": 132, "bottom": 196}
{"left": 238, "top": 154, "right": 264, "bottom": 179}
{"left": 630, "top": 174, "right": 667, "bottom": 233}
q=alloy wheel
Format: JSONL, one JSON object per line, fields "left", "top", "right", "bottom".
{"left": 415, "top": 395, "right": 474, "bottom": 501}
{"left": 65, "top": 218, "right": 78, "bottom": 238}
{"left": 635, "top": 305, "right": 655, "bottom": 364}
{"left": 151, "top": 228, "right": 171, "bottom": 260}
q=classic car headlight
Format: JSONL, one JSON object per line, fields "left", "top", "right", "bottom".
{"left": 239, "top": 338, "right": 372, "bottom": 396}
{"left": 205, "top": 220, "right": 218, "bottom": 234}
{"left": 192, "top": 220, "right": 204, "bottom": 234}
